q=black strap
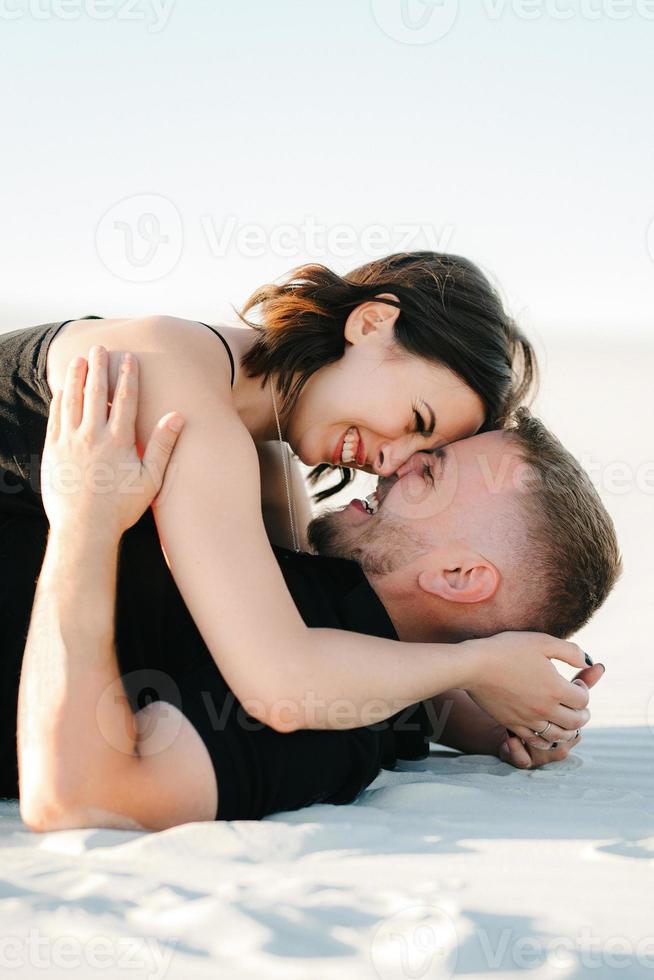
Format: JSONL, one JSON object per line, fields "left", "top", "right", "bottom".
{"left": 198, "top": 322, "right": 235, "bottom": 388}
{"left": 56, "top": 316, "right": 236, "bottom": 389}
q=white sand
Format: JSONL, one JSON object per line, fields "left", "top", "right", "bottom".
{"left": 1, "top": 337, "right": 653, "bottom": 979}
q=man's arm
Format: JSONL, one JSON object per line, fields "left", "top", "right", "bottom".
{"left": 18, "top": 346, "right": 217, "bottom": 831}
{"left": 17, "top": 524, "right": 219, "bottom": 831}
{"left": 428, "top": 689, "right": 508, "bottom": 755}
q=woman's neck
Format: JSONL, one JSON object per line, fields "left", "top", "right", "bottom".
{"left": 218, "top": 325, "right": 288, "bottom": 444}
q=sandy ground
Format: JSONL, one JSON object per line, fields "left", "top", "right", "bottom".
{"left": 1, "top": 336, "right": 653, "bottom": 979}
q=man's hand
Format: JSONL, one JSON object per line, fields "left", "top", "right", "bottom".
{"left": 498, "top": 663, "right": 605, "bottom": 769}
{"left": 41, "top": 345, "right": 184, "bottom": 537}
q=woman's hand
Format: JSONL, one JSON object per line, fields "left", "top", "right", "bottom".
{"left": 463, "top": 631, "right": 592, "bottom": 746}
{"left": 41, "top": 345, "right": 185, "bottom": 537}
{"left": 498, "top": 664, "right": 604, "bottom": 767}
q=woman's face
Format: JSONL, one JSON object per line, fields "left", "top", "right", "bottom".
{"left": 285, "top": 299, "right": 487, "bottom": 477}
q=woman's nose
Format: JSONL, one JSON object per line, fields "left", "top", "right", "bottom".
{"left": 372, "top": 441, "right": 406, "bottom": 477}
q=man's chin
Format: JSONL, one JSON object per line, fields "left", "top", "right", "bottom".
{"left": 307, "top": 507, "right": 361, "bottom": 558}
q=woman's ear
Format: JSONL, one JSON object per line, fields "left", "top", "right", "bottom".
{"left": 418, "top": 557, "right": 500, "bottom": 605}
{"left": 343, "top": 292, "right": 400, "bottom": 346}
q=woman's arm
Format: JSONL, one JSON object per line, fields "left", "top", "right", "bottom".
{"left": 115, "top": 316, "right": 591, "bottom": 742}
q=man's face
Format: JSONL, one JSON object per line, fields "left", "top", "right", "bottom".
{"left": 308, "top": 430, "right": 529, "bottom": 577}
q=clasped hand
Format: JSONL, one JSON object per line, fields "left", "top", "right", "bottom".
{"left": 465, "top": 631, "right": 600, "bottom": 748}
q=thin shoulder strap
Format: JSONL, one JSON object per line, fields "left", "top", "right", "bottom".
{"left": 198, "top": 322, "right": 236, "bottom": 388}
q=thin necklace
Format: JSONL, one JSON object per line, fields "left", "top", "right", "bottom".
{"left": 269, "top": 377, "right": 300, "bottom": 552}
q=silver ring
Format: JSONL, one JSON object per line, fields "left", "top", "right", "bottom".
{"left": 533, "top": 721, "right": 552, "bottom": 738}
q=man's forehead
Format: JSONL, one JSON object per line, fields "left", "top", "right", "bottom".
{"left": 452, "top": 428, "right": 517, "bottom": 457}
{"left": 451, "top": 429, "right": 530, "bottom": 496}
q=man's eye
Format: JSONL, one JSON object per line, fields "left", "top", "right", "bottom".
{"left": 422, "top": 462, "right": 434, "bottom": 485}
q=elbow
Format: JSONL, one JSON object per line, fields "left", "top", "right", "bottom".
{"left": 20, "top": 791, "right": 144, "bottom": 833}
{"left": 20, "top": 792, "right": 88, "bottom": 833}
{"left": 235, "top": 643, "right": 316, "bottom": 734}
{"left": 265, "top": 709, "right": 303, "bottom": 734}
{"left": 243, "top": 689, "right": 305, "bottom": 734}
{"left": 19, "top": 771, "right": 96, "bottom": 833}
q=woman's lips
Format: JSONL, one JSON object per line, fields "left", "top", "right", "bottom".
{"left": 355, "top": 433, "right": 366, "bottom": 467}
{"left": 331, "top": 427, "right": 367, "bottom": 468}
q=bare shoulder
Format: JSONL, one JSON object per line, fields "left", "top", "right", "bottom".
{"left": 47, "top": 315, "right": 234, "bottom": 404}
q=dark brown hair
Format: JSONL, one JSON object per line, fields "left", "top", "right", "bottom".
{"left": 509, "top": 409, "right": 622, "bottom": 638}
{"left": 240, "top": 252, "right": 537, "bottom": 500}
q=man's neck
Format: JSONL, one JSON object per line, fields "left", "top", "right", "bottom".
{"left": 363, "top": 569, "right": 450, "bottom": 643}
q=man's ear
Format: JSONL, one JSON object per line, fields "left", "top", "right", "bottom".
{"left": 343, "top": 292, "right": 400, "bottom": 346}
{"left": 418, "top": 556, "right": 500, "bottom": 605}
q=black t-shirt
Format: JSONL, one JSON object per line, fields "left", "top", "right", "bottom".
{"left": 113, "top": 518, "right": 431, "bottom": 821}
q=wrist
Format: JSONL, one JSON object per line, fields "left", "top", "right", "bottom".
{"left": 47, "top": 519, "right": 122, "bottom": 557}
{"left": 457, "top": 638, "right": 490, "bottom": 693}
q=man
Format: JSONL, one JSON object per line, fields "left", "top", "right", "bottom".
{"left": 15, "top": 355, "right": 620, "bottom": 832}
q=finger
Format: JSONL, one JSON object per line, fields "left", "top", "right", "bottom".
{"left": 547, "top": 704, "right": 591, "bottom": 731}
{"left": 572, "top": 664, "right": 606, "bottom": 691}
{"left": 141, "top": 413, "right": 185, "bottom": 499}
{"left": 109, "top": 352, "right": 139, "bottom": 437}
{"left": 82, "top": 345, "right": 109, "bottom": 431}
{"left": 501, "top": 735, "right": 532, "bottom": 769}
{"left": 548, "top": 731, "right": 582, "bottom": 757}
{"left": 556, "top": 677, "right": 590, "bottom": 710}
{"left": 525, "top": 725, "right": 579, "bottom": 752}
{"left": 545, "top": 639, "right": 592, "bottom": 671}
{"left": 530, "top": 732, "right": 582, "bottom": 766}
{"left": 62, "top": 356, "right": 88, "bottom": 430}
{"left": 46, "top": 388, "right": 63, "bottom": 442}
{"left": 512, "top": 714, "right": 586, "bottom": 748}
{"left": 521, "top": 706, "right": 590, "bottom": 747}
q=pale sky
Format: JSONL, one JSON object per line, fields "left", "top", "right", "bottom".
{"left": 1, "top": 0, "right": 653, "bottom": 338}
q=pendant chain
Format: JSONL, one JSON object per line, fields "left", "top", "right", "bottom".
{"left": 270, "top": 378, "right": 300, "bottom": 553}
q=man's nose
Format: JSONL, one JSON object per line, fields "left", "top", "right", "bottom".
{"left": 394, "top": 451, "right": 432, "bottom": 479}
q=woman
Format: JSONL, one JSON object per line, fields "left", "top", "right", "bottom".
{"left": 1, "top": 252, "right": 589, "bottom": 815}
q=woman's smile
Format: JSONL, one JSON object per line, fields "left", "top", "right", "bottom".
{"left": 332, "top": 426, "right": 367, "bottom": 467}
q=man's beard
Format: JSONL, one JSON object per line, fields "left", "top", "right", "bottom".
{"left": 307, "top": 506, "right": 430, "bottom": 577}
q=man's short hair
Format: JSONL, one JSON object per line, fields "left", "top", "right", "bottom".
{"left": 508, "top": 409, "right": 622, "bottom": 638}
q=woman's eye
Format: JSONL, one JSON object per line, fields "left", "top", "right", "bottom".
{"left": 422, "top": 462, "right": 434, "bottom": 486}
{"left": 413, "top": 409, "right": 426, "bottom": 435}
